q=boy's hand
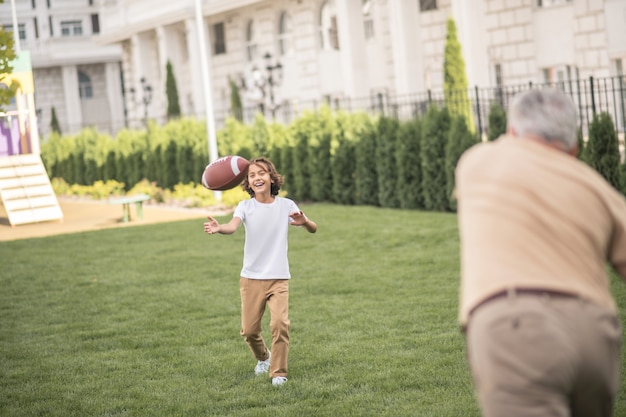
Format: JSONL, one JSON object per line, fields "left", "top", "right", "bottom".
{"left": 204, "top": 216, "right": 220, "bottom": 235}
{"left": 289, "top": 211, "right": 308, "bottom": 226}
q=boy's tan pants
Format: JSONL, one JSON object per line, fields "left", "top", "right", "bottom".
{"left": 239, "top": 277, "right": 290, "bottom": 378}
{"left": 466, "top": 292, "right": 621, "bottom": 417}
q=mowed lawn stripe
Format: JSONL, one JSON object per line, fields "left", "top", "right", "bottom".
{"left": 1, "top": 203, "right": 625, "bottom": 417}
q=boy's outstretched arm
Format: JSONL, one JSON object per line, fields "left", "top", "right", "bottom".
{"left": 204, "top": 216, "right": 241, "bottom": 235}
{"left": 289, "top": 211, "right": 318, "bottom": 234}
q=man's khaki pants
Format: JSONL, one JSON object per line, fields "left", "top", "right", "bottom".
{"left": 239, "top": 277, "right": 290, "bottom": 378}
{"left": 466, "top": 292, "right": 621, "bottom": 417}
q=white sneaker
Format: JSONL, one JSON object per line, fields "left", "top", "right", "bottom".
{"left": 254, "top": 351, "right": 271, "bottom": 375}
{"left": 272, "top": 376, "right": 288, "bottom": 386}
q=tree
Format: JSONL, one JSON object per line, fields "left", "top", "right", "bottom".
{"left": 443, "top": 18, "right": 475, "bottom": 133}
{"left": 0, "top": 8, "right": 18, "bottom": 111}
{"left": 586, "top": 112, "right": 621, "bottom": 191}
{"left": 50, "top": 106, "right": 62, "bottom": 135}
{"left": 229, "top": 77, "right": 243, "bottom": 122}
{"left": 165, "top": 60, "right": 181, "bottom": 119}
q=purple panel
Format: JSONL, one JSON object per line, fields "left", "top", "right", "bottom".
{"left": 0, "top": 119, "right": 9, "bottom": 157}
{"left": 8, "top": 118, "right": 21, "bottom": 155}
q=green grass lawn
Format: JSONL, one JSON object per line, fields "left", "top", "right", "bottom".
{"left": 1, "top": 203, "right": 625, "bottom": 417}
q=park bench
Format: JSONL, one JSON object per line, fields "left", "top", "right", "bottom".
{"left": 108, "top": 194, "right": 150, "bottom": 223}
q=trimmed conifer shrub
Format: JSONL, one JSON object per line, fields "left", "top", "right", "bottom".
{"left": 396, "top": 118, "right": 423, "bottom": 209}
{"left": 355, "top": 118, "right": 379, "bottom": 206}
{"left": 443, "top": 18, "right": 475, "bottom": 133}
{"left": 290, "top": 114, "right": 313, "bottom": 201}
{"left": 229, "top": 78, "right": 243, "bottom": 122}
{"left": 576, "top": 128, "right": 587, "bottom": 162}
{"left": 310, "top": 130, "right": 333, "bottom": 202}
{"left": 621, "top": 159, "right": 626, "bottom": 197}
{"left": 586, "top": 112, "right": 621, "bottom": 191}
{"left": 487, "top": 102, "right": 506, "bottom": 141}
{"left": 375, "top": 116, "right": 400, "bottom": 208}
{"left": 50, "top": 106, "right": 62, "bottom": 135}
{"left": 165, "top": 61, "right": 181, "bottom": 119}
{"left": 421, "top": 105, "right": 451, "bottom": 211}
{"left": 445, "top": 116, "right": 478, "bottom": 211}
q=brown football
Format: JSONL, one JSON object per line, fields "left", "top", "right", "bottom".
{"left": 201, "top": 156, "right": 250, "bottom": 191}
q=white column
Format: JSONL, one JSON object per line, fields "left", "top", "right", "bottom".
{"left": 61, "top": 65, "right": 82, "bottom": 133}
{"left": 184, "top": 18, "right": 205, "bottom": 117}
{"left": 130, "top": 34, "right": 144, "bottom": 126}
{"left": 451, "top": 0, "right": 489, "bottom": 87}
{"left": 27, "top": 94, "right": 40, "bottom": 154}
{"left": 335, "top": 0, "right": 369, "bottom": 100}
{"left": 388, "top": 0, "right": 424, "bottom": 95}
{"left": 156, "top": 26, "right": 169, "bottom": 117}
{"left": 104, "top": 62, "right": 125, "bottom": 133}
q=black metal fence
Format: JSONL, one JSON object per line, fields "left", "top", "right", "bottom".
{"left": 85, "top": 76, "right": 625, "bottom": 140}
{"left": 216, "top": 75, "right": 626, "bottom": 139}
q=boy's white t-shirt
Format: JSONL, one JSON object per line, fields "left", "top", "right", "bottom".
{"left": 233, "top": 196, "right": 300, "bottom": 279}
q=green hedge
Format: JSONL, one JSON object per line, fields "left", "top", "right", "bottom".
{"left": 44, "top": 104, "right": 622, "bottom": 212}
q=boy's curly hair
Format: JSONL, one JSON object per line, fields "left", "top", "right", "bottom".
{"left": 242, "top": 157, "right": 284, "bottom": 197}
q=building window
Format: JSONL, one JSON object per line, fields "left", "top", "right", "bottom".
{"left": 363, "top": 0, "right": 374, "bottom": 40}
{"left": 31, "top": 0, "right": 36, "bottom": 9}
{"left": 61, "top": 20, "right": 83, "bottom": 37}
{"left": 542, "top": 65, "right": 578, "bottom": 87}
{"left": 3, "top": 24, "right": 27, "bottom": 41}
{"left": 278, "top": 12, "right": 293, "bottom": 56}
{"left": 494, "top": 64, "right": 503, "bottom": 88}
{"left": 213, "top": 22, "right": 226, "bottom": 55}
{"left": 48, "top": 16, "right": 53, "bottom": 36}
{"left": 538, "top": 0, "right": 572, "bottom": 7}
{"left": 34, "top": 17, "right": 39, "bottom": 38}
{"left": 78, "top": 71, "right": 93, "bottom": 99}
{"left": 419, "top": 0, "right": 437, "bottom": 11}
{"left": 246, "top": 20, "right": 258, "bottom": 61}
{"left": 320, "top": 1, "right": 339, "bottom": 50}
{"left": 91, "top": 14, "right": 99, "bottom": 34}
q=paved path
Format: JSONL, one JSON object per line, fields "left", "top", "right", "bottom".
{"left": 0, "top": 198, "right": 226, "bottom": 242}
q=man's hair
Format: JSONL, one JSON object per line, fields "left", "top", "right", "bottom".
{"left": 507, "top": 89, "right": 577, "bottom": 150}
{"left": 243, "top": 157, "right": 285, "bottom": 197}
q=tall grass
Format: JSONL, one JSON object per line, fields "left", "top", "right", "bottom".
{"left": 1, "top": 204, "right": 625, "bottom": 417}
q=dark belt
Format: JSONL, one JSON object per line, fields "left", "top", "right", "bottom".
{"left": 470, "top": 288, "right": 578, "bottom": 317}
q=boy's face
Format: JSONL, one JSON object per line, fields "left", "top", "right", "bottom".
{"left": 247, "top": 162, "right": 272, "bottom": 195}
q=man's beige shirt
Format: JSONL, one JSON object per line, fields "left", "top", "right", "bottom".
{"left": 455, "top": 135, "right": 626, "bottom": 326}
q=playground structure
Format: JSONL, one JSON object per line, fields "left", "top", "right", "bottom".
{"left": 0, "top": 51, "right": 63, "bottom": 226}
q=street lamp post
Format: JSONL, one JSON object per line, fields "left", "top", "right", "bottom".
{"left": 263, "top": 52, "right": 282, "bottom": 119}
{"left": 250, "top": 52, "right": 282, "bottom": 119}
{"left": 130, "top": 77, "right": 152, "bottom": 127}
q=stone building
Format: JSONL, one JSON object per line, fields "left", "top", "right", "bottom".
{"left": 0, "top": 0, "right": 124, "bottom": 137}
{"left": 3, "top": 0, "right": 626, "bottom": 134}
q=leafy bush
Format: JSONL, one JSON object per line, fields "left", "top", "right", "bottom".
{"left": 586, "top": 112, "right": 621, "bottom": 191}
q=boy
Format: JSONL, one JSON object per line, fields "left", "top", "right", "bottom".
{"left": 204, "top": 157, "right": 317, "bottom": 386}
